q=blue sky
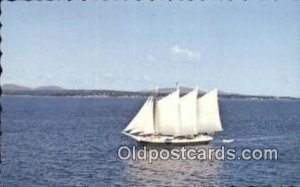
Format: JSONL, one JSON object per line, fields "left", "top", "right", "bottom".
{"left": 2, "top": 1, "right": 300, "bottom": 96}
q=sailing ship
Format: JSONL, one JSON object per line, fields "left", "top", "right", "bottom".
{"left": 122, "top": 87, "right": 223, "bottom": 145}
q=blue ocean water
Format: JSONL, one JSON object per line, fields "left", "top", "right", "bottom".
{"left": 0, "top": 96, "right": 299, "bottom": 186}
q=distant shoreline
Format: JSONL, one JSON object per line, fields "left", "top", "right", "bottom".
{"left": 1, "top": 93, "right": 298, "bottom": 101}
{"left": 2, "top": 83, "right": 299, "bottom": 100}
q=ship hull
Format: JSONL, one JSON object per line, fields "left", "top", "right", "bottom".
{"left": 138, "top": 140, "right": 210, "bottom": 146}
{"left": 123, "top": 132, "right": 213, "bottom": 146}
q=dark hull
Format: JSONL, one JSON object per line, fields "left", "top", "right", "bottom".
{"left": 138, "top": 140, "right": 210, "bottom": 147}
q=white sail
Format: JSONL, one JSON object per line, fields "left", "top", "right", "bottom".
{"left": 197, "top": 89, "right": 223, "bottom": 133}
{"left": 123, "top": 97, "right": 155, "bottom": 135}
{"left": 178, "top": 89, "right": 198, "bottom": 136}
{"left": 155, "top": 89, "right": 180, "bottom": 136}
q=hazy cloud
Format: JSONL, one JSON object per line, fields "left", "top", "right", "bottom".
{"left": 143, "top": 75, "right": 151, "bottom": 82}
{"left": 133, "top": 74, "right": 140, "bottom": 81}
{"left": 132, "top": 74, "right": 153, "bottom": 84}
{"left": 146, "top": 55, "right": 156, "bottom": 63}
{"left": 46, "top": 74, "right": 53, "bottom": 80}
{"left": 170, "top": 45, "right": 201, "bottom": 62}
{"left": 103, "top": 72, "right": 113, "bottom": 78}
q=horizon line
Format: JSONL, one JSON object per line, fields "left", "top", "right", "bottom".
{"left": 2, "top": 82, "right": 299, "bottom": 99}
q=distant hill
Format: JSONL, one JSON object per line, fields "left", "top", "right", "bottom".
{"left": 2, "top": 84, "right": 64, "bottom": 91}
{"left": 36, "top": 86, "right": 64, "bottom": 90}
{"left": 2, "top": 84, "right": 32, "bottom": 91}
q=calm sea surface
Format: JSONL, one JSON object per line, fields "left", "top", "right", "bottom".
{"left": 0, "top": 96, "right": 299, "bottom": 186}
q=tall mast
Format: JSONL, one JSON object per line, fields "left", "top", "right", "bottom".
{"left": 153, "top": 86, "right": 158, "bottom": 134}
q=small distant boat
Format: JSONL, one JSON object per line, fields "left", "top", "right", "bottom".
{"left": 222, "top": 139, "right": 234, "bottom": 144}
{"left": 122, "top": 86, "right": 223, "bottom": 145}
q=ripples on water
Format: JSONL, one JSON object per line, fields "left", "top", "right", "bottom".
{"left": 0, "top": 96, "right": 299, "bottom": 186}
